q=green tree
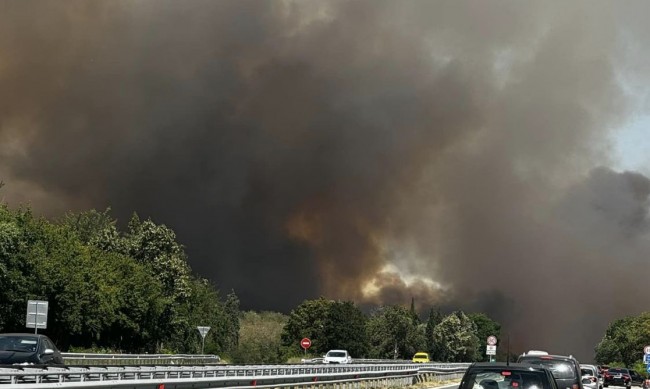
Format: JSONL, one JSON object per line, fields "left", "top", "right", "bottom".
{"left": 432, "top": 311, "right": 480, "bottom": 362}
{"left": 425, "top": 307, "right": 444, "bottom": 360}
{"left": 223, "top": 290, "right": 241, "bottom": 353}
{"left": 322, "top": 301, "right": 367, "bottom": 357}
{"left": 281, "top": 298, "right": 334, "bottom": 355}
{"left": 595, "top": 314, "right": 650, "bottom": 367}
{"left": 468, "top": 313, "right": 501, "bottom": 362}
{"left": 366, "top": 305, "right": 425, "bottom": 359}
{"left": 232, "top": 311, "right": 288, "bottom": 364}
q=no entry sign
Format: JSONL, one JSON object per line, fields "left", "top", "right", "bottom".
{"left": 301, "top": 338, "right": 312, "bottom": 350}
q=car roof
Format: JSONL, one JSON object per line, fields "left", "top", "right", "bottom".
{"left": 0, "top": 333, "right": 44, "bottom": 337}
{"left": 470, "top": 362, "right": 552, "bottom": 371}
{"left": 519, "top": 354, "right": 578, "bottom": 362}
{"left": 327, "top": 350, "right": 348, "bottom": 352}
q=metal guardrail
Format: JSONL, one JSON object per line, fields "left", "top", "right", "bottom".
{"left": 61, "top": 353, "right": 220, "bottom": 360}
{"left": 60, "top": 353, "right": 221, "bottom": 366}
{"left": 0, "top": 363, "right": 468, "bottom": 389}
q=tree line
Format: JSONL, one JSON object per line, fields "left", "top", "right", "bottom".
{"left": 595, "top": 312, "right": 650, "bottom": 375}
{"left": 0, "top": 205, "right": 239, "bottom": 354}
{"left": 0, "top": 204, "right": 501, "bottom": 362}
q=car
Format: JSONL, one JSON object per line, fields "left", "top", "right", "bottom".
{"left": 0, "top": 333, "right": 64, "bottom": 365}
{"left": 459, "top": 362, "right": 558, "bottom": 389}
{"left": 629, "top": 370, "right": 644, "bottom": 387}
{"left": 581, "top": 364, "right": 602, "bottom": 389}
{"left": 322, "top": 350, "right": 351, "bottom": 364}
{"left": 602, "top": 367, "right": 643, "bottom": 389}
{"left": 412, "top": 352, "right": 430, "bottom": 363}
{"left": 517, "top": 353, "right": 583, "bottom": 389}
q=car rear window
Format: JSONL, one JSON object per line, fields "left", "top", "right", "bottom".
{"left": 461, "top": 369, "right": 552, "bottom": 389}
{"left": 415, "top": 353, "right": 428, "bottom": 357}
{"left": 519, "top": 358, "right": 577, "bottom": 380}
{"left": 581, "top": 368, "right": 595, "bottom": 376}
{"left": 607, "top": 369, "right": 627, "bottom": 374}
{"left": 327, "top": 351, "right": 346, "bottom": 357}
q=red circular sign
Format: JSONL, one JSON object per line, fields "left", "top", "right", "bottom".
{"left": 487, "top": 336, "right": 497, "bottom": 346}
{"left": 301, "top": 338, "right": 312, "bottom": 349}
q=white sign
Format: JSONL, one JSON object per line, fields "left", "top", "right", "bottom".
{"left": 486, "top": 345, "right": 497, "bottom": 355}
{"left": 487, "top": 336, "right": 497, "bottom": 346}
{"left": 644, "top": 345, "right": 650, "bottom": 355}
{"left": 197, "top": 326, "right": 211, "bottom": 338}
{"left": 26, "top": 300, "right": 48, "bottom": 330}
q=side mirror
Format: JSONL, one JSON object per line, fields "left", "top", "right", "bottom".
{"left": 42, "top": 348, "right": 54, "bottom": 356}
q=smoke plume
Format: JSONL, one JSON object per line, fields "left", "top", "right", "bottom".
{"left": 2, "top": 0, "right": 650, "bottom": 360}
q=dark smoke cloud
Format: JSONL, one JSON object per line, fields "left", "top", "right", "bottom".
{"left": 1, "top": 0, "right": 650, "bottom": 361}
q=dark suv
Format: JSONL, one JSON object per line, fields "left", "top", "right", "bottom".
{"left": 460, "top": 362, "right": 558, "bottom": 389}
{"left": 604, "top": 368, "right": 644, "bottom": 389}
{"left": 517, "top": 353, "right": 583, "bottom": 389}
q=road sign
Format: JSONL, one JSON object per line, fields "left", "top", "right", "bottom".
{"left": 301, "top": 338, "right": 312, "bottom": 350}
{"left": 645, "top": 345, "right": 650, "bottom": 355}
{"left": 644, "top": 354, "right": 650, "bottom": 364}
{"left": 486, "top": 345, "right": 497, "bottom": 355}
{"left": 487, "top": 336, "right": 497, "bottom": 346}
{"left": 196, "top": 326, "right": 211, "bottom": 354}
{"left": 646, "top": 365, "right": 650, "bottom": 374}
{"left": 197, "top": 326, "right": 211, "bottom": 338}
{"left": 26, "top": 300, "right": 48, "bottom": 333}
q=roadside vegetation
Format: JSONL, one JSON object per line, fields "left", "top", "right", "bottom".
{"left": 595, "top": 312, "right": 650, "bottom": 374}
{"left": 0, "top": 204, "right": 501, "bottom": 362}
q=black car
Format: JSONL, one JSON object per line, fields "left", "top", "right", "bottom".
{"left": 460, "top": 362, "right": 558, "bottom": 389}
{"left": 604, "top": 368, "right": 643, "bottom": 389}
{"left": 517, "top": 353, "right": 583, "bottom": 389}
{"left": 629, "top": 371, "right": 645, "bottom": 387}
{"left": 0, "top": 333, "right": 64, "bottom": 365}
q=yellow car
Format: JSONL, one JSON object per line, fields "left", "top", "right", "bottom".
{"left": 412, "top": 352, "right": 430, "bottom": 363}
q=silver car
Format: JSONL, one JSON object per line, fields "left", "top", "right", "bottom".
{"left": 582, "top": 364, "right": 602, "bottom": 389}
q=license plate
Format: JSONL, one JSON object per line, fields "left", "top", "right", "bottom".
{"left": 615, "top": 375, "right": 622, "bottom": 379}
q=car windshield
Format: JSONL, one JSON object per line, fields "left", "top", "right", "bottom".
{"left": 327, "top": 352, "right": 346, "bottom": 357}
{"left": 0, "top": 335, "right": 38, "bottom": 352}
{"left": 519, "top": 358, "right": 576, "bottom": 380}
{"left": 461, "top": 369, "right": 552, "bottom": 389}
{"left": 415, "top": 353, "right": 428, "bottom": 357}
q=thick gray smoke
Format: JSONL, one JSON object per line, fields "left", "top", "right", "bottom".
{"left": 1, "top": 0, "right": 650, "bottom": 360}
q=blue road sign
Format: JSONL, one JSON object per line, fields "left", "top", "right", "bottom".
{"left": 645, "top": 354, "right": 650, "bottom": 364}
{"left": 646, "top": 364, "right": 650, "bottom": 373}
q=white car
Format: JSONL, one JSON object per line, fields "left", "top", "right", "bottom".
{"left": 581, "top": 364, "right": 602, "bottom": 389}
{"left": 323, "top": 350, "right": 352, "bottom": 364}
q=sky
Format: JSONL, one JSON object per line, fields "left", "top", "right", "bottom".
{"left": 614, "top": 115, "right": 650, "bottom": 174}
{"left": 1, "top": 0, "right": 650, "bottom": 362}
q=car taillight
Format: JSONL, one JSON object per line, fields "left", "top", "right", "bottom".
{"left": 572, "top": 384, "right": 579, "bottom": 389}
{"left": 590, "top": 377, "right": 597, "bottom": 383}
{"left": 624, "top": 375, "right": 631, "bottom": 381}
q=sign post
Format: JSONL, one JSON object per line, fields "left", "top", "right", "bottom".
{"left": 26, "top": 300, "right": 48, "bottom": 334}
{"left": 487, "top": 336, "right": 498, "bottom": 362}
{"left": 197, "top": 326, "right": 211, "bottom": 354}
{"left": 300, "top": 338, "right": 312, "bottom": 357}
